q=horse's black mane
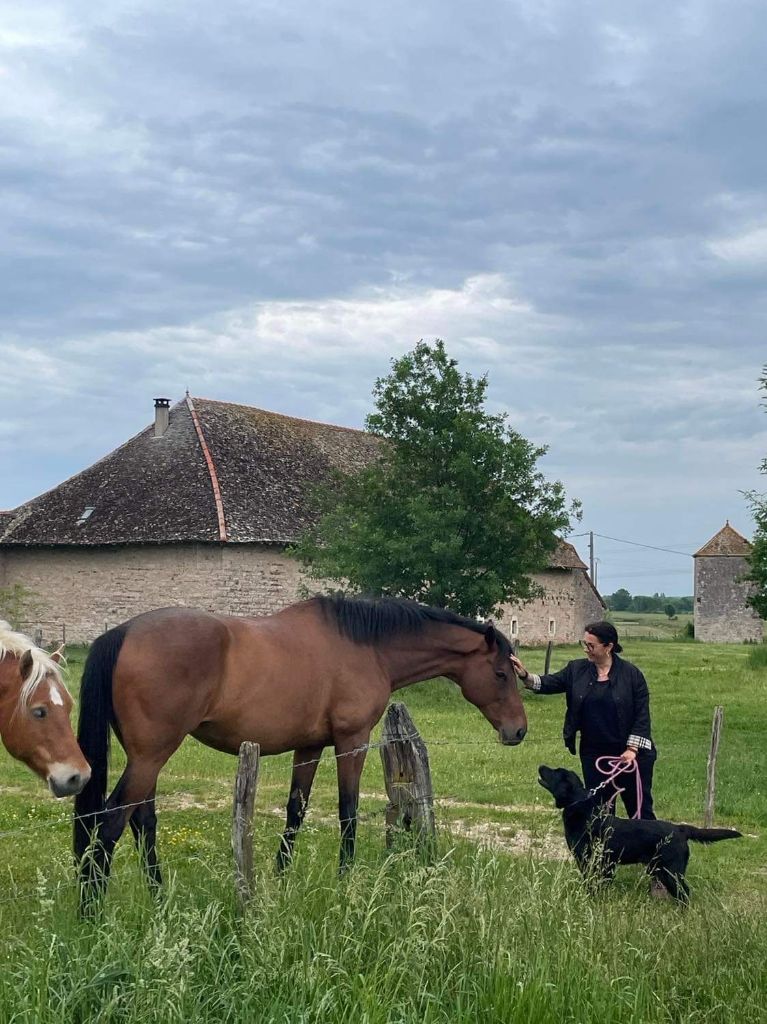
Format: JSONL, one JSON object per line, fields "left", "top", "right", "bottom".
{"left": 312, "top": 593, "right": 511, "bottom": 653}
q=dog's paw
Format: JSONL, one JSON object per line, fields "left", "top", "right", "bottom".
{"left": 650, "top": 878, "right": 670, "bottom": 899}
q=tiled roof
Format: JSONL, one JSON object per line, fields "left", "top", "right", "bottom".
{"left": 0, "top": 398, "right": 384, "bottom": 547}
{"left": 1, "top": 396, "right": 590, "bottom": 570}
{"left": 196, "top": 399, "right": 383, "bottom": 543}
{"left": 0, "top": 511, "right": 18, "bottom": 540}
{"left": 547, "top": 540, "right": 588, "bottom": 571}
{"left": 693, "top": 522, "right": 753, "bottom": 557}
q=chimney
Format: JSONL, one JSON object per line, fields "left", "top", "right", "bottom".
{"left": 154, "top": 398, "right": 170, "bottom": 437}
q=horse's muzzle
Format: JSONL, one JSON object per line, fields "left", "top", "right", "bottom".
{"left": 499, "top": 725, "right": 527, "bottom": 746}
{"left": 48, "top": 766, "right": 91, "bottom": 798}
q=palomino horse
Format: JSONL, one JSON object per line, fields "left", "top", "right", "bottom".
{"left": 0, "top": 620, "right": 90, "bottom": 796}
{"left": 74, "top": 595, "right": 527, "bottom": 903}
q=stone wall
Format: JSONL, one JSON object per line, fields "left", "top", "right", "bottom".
{"left": 694, "top": 555, "right": 763, "bottom": 643}
{"left": 0, "top": 544, "right": 604, "bottom": 647}
{"left": 0, "top": 544, "right": 310, "bottom": 644}
{"left": 498, "top": 568, "right": 604, "bottom": 646}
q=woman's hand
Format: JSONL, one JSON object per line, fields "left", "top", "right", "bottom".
{"left": 620, "top": 748, "right": 638, "bottom": 763}
{"left": 509, "top": 654, "right": 528, "bottom": 680}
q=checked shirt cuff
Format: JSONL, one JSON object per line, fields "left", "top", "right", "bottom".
{"left": 627, "top": 734, "right": 652, "bottom": 751}
{"left": 524, "top": 673, "right": 542, "bottom": 691}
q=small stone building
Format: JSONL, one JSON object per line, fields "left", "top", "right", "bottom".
{"left": 497, "top": 541, "right": 604, "bottom": 646}
{"left": 0, "top": 396, "right": 603, "bottom": 644}
{"left": 693, "top": 522, "right": 763, "bottom": 643}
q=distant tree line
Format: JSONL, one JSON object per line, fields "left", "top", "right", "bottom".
{"left": 604, "top": 590, "right": 693, "bottom": 615}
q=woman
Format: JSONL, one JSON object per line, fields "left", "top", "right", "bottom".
{"left": 511, "top": 621, "right": 657, "bottom": 819}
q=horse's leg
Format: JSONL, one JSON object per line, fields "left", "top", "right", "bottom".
{"left": 335, "top": 732, "right": 370, "bottom": 875}
{"left": 79, "top": 758, "right": 166, "bottom": 911}
{"left": 129, "top": 786, "right": 162, "bottom": 893}
{"left": 276, "top": 745, "right": 324, "bottom": 873}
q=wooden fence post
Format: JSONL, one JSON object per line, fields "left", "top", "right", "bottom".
{"left": 704, "top": 706, "right": 724, "bottom": 828}
{"left": 232, "top": 741, "right": 260, "bottom": 912}
{"left": 544, "top": 640, "right": 553, "bottom": 675}
{"left": 380, "top": 703, "right": 435, "bottom": 851}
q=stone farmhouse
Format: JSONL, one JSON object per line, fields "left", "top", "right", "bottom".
{"left": 693, "top": 522, "right": 763, "bottom": 643}
{"left": 0, "top": 396, "right": 604, "bottom": 645}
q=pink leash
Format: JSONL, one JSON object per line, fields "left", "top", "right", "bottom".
{"left": 593, "top": 755, "right": 643, "bottom": 820}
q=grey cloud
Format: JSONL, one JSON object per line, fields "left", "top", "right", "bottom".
{"left": 3, "top": 0, "right": 767, "bottom": 595}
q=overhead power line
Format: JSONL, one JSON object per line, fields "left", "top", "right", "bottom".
{"left": 599, "top": 570, "right": 692, "bottom": 581}
{"left": 574, "top": 532, "right": 692, "bottom": 558}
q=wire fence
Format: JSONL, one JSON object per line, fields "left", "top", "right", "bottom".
{"left": 0, "top": 732, "right": 520, "bottom": 911}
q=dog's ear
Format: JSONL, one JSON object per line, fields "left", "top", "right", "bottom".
{"left": 551, "top": 770, "right": 581, "bottom": 808}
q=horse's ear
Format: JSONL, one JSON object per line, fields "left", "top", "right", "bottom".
{"left": 484, "top": 622, "right": 497, "bottom": 650}
{"left": 50, "top": 645, "right": 65, "bottom": 665}
{"left": 19, "top": 650, "right": 35, "bottom": 682}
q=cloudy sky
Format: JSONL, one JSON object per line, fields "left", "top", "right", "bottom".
{"left": 2, "top": 0, "right": 766, "bottom": 596}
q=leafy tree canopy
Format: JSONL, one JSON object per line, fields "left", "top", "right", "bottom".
{"left": 744, "top": 366, "right": 767, "bottom": 618}
{"left": 291, "top": 340, "right": 580, "bottom": 617}
{"left": 608, "top": 588, "right": 632, "bottom": 612}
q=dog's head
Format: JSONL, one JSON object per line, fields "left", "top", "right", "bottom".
{"left": 538, "top": 765, "right": 588, "bottom": 809}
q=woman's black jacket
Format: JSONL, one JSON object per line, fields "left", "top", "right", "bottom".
{"left": 533, "top": 654, "right": 653, "bottom": 755}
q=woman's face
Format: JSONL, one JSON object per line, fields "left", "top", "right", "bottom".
{"left": 581, "top": 632, "right": 611, "bottom": 661}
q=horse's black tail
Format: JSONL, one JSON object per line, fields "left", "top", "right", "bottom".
{"left": 74, "top": 625, "right": 127, "bottom": 860}
{"left": 680, "top": 825, "right": 742, "bottom": 844}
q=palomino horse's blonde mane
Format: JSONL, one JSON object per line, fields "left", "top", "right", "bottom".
{"left": 0, "top": 620, "right": 67, "bottom": 706}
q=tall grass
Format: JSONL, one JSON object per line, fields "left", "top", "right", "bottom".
{"left": 1, "top": 839, "right": 765, "bottom": 1024}
{"left": 747, "top": 643, "right": 767, "bottom": 669}
{"left": 0, "top": 638, "right": 765, "bottom": 1022}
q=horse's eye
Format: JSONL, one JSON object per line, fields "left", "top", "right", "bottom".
{"left": 31, "top": 707, "right": 47, "bottom": 719}
{"left": 495, "top": 671, "right": 508, "bottom": 681}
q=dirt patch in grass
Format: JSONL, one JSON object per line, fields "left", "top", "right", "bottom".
{"left": 360, "top": 790, "right": 548, "bottom": 815}
{"left": 443, "top": 818, "right": 568, "bottom": 860}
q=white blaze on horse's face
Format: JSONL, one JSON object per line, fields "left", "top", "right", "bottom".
{"left": 20, "top": 679, "right": 90, "bottom": 797}
{"left": 10, "top": 651, "right": 92, "bottom": 797}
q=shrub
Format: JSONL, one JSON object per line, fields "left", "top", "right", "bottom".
{"left": 0, "top": 584, "right": 43, "bottom": 632}
{"left": 747, "top": 643, "right": 767, "bottom": 669}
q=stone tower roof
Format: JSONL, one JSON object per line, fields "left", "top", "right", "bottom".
{"left": 693, "top": 522, "right": 753, "bottom": 558}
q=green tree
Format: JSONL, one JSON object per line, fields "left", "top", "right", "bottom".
{"left": 292, "top": 340, "right": 580, "bottom": 617}
{"left": 744, "top": 366, "right": 767, "bottom": 617}
{"left": 0, "top": 584, "right": 42, "bottom": 631}
{"left": 607, "top": 588, "right": 632, "bottom": 611}
{"left": 664, "top": 603, "right": 676, "bottom": 619}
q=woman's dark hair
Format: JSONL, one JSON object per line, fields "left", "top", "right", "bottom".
{"left": 584, "top": 621, "right": 623, "bottom": 654}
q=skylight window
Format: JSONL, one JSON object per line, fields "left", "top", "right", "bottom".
{"left": 77, "top": 507, "right": 95, "bottom": 525}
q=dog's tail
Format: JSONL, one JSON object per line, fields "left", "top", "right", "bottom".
{"left": 680, "top": 825, "right": 742, "bottom": 844}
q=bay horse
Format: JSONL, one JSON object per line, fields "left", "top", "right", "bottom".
{"left": 74, "top": 595, "right": 527, "bottom": 903}
{"left": 0, "top": 620, "right": 90, "bottom": 796}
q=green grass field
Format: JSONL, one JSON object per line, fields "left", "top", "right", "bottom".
{"left": 610, "top": 610, "right": 694, "bottom": 639}
{"left": 0, "top": 638, "right": 765, "bottom": 1022}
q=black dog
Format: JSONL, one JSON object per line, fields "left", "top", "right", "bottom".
{"left": 538, "top": 765, "right": 741, "bottom": 903}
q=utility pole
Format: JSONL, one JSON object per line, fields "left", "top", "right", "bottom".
{"left": 589, "top": 531, "right": 595, "bottom": 582}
